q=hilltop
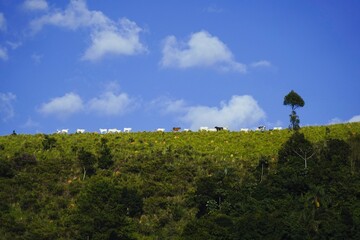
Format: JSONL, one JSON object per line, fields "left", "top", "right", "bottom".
{"left": 0, "top": 122, "right": 360, "bottom": 239}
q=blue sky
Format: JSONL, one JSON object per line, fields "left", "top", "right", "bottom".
{"left": 1, "top": 0, "right": 360, "bottom": 134}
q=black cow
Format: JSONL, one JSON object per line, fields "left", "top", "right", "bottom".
{"left": 215, "top": 126, "right": 224, "bottom": 131}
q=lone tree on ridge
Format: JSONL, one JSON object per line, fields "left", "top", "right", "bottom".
{"left": 284, "top": 90, "right": 305, "bottom": 130}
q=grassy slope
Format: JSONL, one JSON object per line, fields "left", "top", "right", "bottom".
{"left": 1, "top": 122, "right": 360, "bottom": 238}
{"left": 1, "top": 122, "right": 359, "bottom": 163}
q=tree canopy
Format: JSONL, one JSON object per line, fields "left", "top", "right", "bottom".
{"left": 284, "top": 90, "right": 305, "bottom": 130}
{"left": 283, "top": 90, "right": 305, "bottom": 111}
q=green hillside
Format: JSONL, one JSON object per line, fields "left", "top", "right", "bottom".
{"left": 1, "top": 123, "right": 360, "bottom": 239}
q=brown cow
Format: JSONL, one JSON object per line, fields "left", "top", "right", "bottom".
{"left": 172, "top": 127, "right": 181, "bottom": 132}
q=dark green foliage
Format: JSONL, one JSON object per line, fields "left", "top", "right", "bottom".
{"left": 284, "top": 90, "right": 305, "bottom": 130}
{"left": 12, "top": 152, "right": 37, "bottom": 170}
{"left": 42, "top": 134, "right": 57, "bottom": 150}
{"left": 98, "top": 138, "right": 114, "bottom": 169}
{"left": 348, "top": 134, "right": 360, "bottom": 173}
{"left": 283, "top": 90, "right": 305, "bottom": 111}
{"left": 0, "top": 159, "right": 14, "bottom": 178}
{"left": 0, "top": 123, "right": 360, "bottom": 239}
{"left": 71, "top": 177, "right": 135, "bottom": 240}
{"left": 77, "top": 147, "right": 96, "bottom": 179}
{"left": 120, "top": 187, "right": 143, "bottom": 217}
{"left": 278, "top": 132, "right": 314, "bottom": 167}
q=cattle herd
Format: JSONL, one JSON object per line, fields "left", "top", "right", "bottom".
{"left": 55, "top": 126, "right": 282, "bottom": 134}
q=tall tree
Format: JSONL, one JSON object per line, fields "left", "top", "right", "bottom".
{"left": 284, "top": 90, "right": 305, "bottom": 130}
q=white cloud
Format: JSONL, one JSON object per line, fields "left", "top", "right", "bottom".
{"left": 29, "top": 0, "right": 146, "bottom": 61}
{"left": 38, "top": 92, "right": 84, "bottom": 119}
{"left": 29, "top": 0, "right": 109, "bottom": 32}
{"left": 88, "top": 91, "right": 134, "bottom": 116}
{"left": 0, "top": 46, "right": 8, "bottom": 61}
{"left": 82, "top": 18, "right": 147, "bottom": 61}
{"left": 0, "top": 13, "right": 6, "bottom": 31}
{"left": 251, "top": 60, "right": 272, "bottom": 68}
{"left": 0, "top": 92, "right": 16, "bottom": 122}
{"left": 23, "top": 0, "right": 48, "bottom": 11}
{"left": 349, "top": 115, "right": 360, "bottom": 123}
{"left": 157, "top": 95, "right": 265, "bottom": 130}
{"left": 161, "top": 30, "right": 246, "bottom": 73}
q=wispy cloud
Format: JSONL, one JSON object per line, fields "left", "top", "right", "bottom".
{"left": 161, "top": 30, "right": 246, "bottom": 73}
{"left": 31, "top": 53, "right": 43, "bottom": 64}
{"left": 0, "top": 92, "right": 16, "bottom": 122}
{"left": 22, "top": 117, "right": 40, "bottom": 128}
{"left": 149, "top": 97, "right": 187, "bottom": 115}
{"left": 0, "top": 46, "right": 8, "bottom": 61}
{"left": 38, "top": 92, "right": 84, "bottom": 119}
{"left": 29, "top": 0, "right": 146, "bottom": 61}
{"left": 6, "top": 41, "right": 22, "bottom": 50}
{"left": 157, "top": 95, "right": 266, "bottom": 130}
{"left": 204, "top": 4, "right": 223, "bottom": 13}
{"left": 22, "top": 0, "right": 48, "bottom": 11}
{"left": 0, "top": 12, "right": 6, "bottom": 32}
{"left": 251, "top": 60, "right": 272, "bottom": 68}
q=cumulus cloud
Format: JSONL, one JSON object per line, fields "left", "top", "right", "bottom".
{"left": 82, "top": 18, "right": 147, "bottom": 61}
{"left": 29, "top": 0, "right": 108, "bottom": 32}
{"left": 0, "top": 13, "right": 6, "bottom": 31}
{"left": 88, "top": 90, "right": 134, "bottom": 116}
{"left": 157, "top": 95, "right": 265, "bottom": 130}
{"left": 23, "top": 0, "right": 48, "bottom": 11}
{"left": 29, "top": 0, "right": 146, "bottom": 61}
{"left": 161, "top": 30, "right": 246, "bottom": 73}
{"left": 0, "top": 92, "right": 16, "bottom": 122}
{"left": 0, "top": 46, "right": 8, "bottom": 61}
{"left": 38, "top": 82, "right": 136, "bottom": 119}
{"left": 38, "top": 92, "right": 84, "bottom": 119}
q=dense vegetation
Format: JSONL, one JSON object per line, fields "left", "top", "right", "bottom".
{"left": 1, "top": 123, "right": 360, "bottom": 239}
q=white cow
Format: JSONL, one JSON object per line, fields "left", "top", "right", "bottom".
{"left": 208, "top": 128, "right": 217, "bottom": 132}
{"left": 76, "top": 129, "right": 85, "bottom": 133}
{"left": 123, "top": 128, "right": 132, "bottom": 133}
{"left": 199, "top": 127, "right": 209, "bottom": 131}
{"left": 99, "top": 128, "right": 108, "bottom": 134}
{"left": 273, "top": 127, "right": 282, "bottom": 130}
{"left": 108, "top": 128, "right": 121, "bottom": 133}
{"left": 240, "top": 128, "right": 249, "bottom": 132}
{"left": 156, "top": 128, "right": 165, "bottom": 132}
{"left": 57, "top": 129, "right": 69, "bottom": 134}
{"left": 183, "top": 129, "right": 191, "bottom": 132}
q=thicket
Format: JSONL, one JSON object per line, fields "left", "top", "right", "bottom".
{"left": 0, "top": 123, "right": 360, "bottom": 239}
